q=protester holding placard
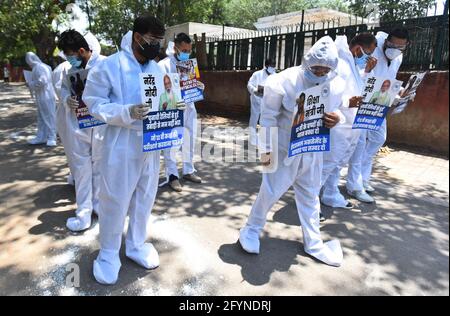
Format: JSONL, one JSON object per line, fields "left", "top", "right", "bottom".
{"left": 320, "top": 33, "right": 377, "bottom": 212}
{"left": 58, "top": 30, "right": 106, "bottom": 232}
{"left": 83, "top": 16, "right": 166, "bottom": 285}
{"left": 159, "top": 33, "right": 204, "bottom": 192}
{"left": 346, "top": 28, "right": 409, "bottom": 203}
{"left": 247, "top": 58, "right": 276, "bottom": 146}
{"left": 239, "top": 36, "right": 345, "bottom": 267}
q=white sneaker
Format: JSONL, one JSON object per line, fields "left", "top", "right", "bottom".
{"left": 93, "top": 250, "right": 121, "bottom": 285}
{"left": 363, "top": 182, "right": 375, "bottom": 193}
{"left": 46, "top": 139, "right": 57, "bottom": 147}
{"left": 305, "top": 240, "right": 343, "bottom": 267}
{"left": 126, "top": 243, "right": 160, "bottom": 270}
{"left": 347, "top": 190, "right": 375, "bottom": 203}
{"left": 239, "top": 227, "right": 260, "bottom": 254}
{"left": 66, "top": 211, "right": 92, "bottom": 232}
{"left": 27, "top": 137, "right": 46, "bottom": 145}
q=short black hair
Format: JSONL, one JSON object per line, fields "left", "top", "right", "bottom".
{"left": 133, "top": 15, "right": 165, "bottom": 38}
{"left": 58, "top": 29, "right": 90, "bottom": 53}
{"left": 174, "top": 33, "right": 192, "bottom": 45}
{"left": 265, "top": 58, "right": 275, "bottom": 67}
{"left": 388, "top": 27, "right": 409, "bottom": 42}
{"left": 350, "top": 32, "right": 377, "bottom": 48}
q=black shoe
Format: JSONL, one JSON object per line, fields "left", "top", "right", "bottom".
{"left": 319, "top": 213, "right": 326, "bottom": 222}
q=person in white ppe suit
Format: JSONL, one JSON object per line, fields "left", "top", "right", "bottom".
{"left": 25, "top": 52, "right": 57, "bottom": 147}
{"left": 239, "top": 36, "right": 345, "bottom": 267}
{"left": 159, "top": 33, "right": 204, "bottom": 192}
{"left": 83, "top": 16, "right": 166, "bottom": 285}
{"left": 247, "top": 58, "right": 276, "bottom": 146}
{"left": 52, "top": 54, "right": 75, "bottom": 186}
{"left": 320, "top": 33, "right": 378, "bottom": 212}
{"left": 58, "top": 30, "right": 107, "bottom": 232}
{"left": 346, "top": 28, "right": 408, "bottom": 203}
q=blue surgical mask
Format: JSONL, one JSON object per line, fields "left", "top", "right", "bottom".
{"left": 355, "top": 47, "right": 369, "bottom": 69}
{"left": 178, "top": 52, "right": 190, "bottom": 62}
{"left": 304, "top": 69, "right": 328, "bottom": 85}
{"left": 67, "top": 55, "right": 82, "bottom": 68}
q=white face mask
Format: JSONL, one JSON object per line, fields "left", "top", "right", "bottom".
{"left": 267, "top": 67, "right": 275, "bottom": 75}
{"left": 385, "top": 48, "right": 402, "bottom": 61}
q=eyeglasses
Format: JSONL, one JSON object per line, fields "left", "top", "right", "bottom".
{"left": 385, "top": 40, "right": 408, "bottom": 52}
{"left": 139, "top": 33, "right": 165, "bottom": 46}
{"left": 308, "top": 66, "right": 332, "bottom": 76}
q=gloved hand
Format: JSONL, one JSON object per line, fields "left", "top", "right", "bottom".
{"left": 67, "top": 96, "right": 79, "bottom": 110}
{"left": 129, "top": 104, "right": 151, "bottom": 120}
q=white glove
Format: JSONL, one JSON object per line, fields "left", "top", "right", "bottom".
{"left": 129, "top": 104, "right": 151, "bottom": 120}
{"left": 67, "top": 96, "right": 79, "bottom": 110}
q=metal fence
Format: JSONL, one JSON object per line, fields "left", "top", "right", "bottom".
{"left": 201, "top": 15, "right": 449, "bottom": 72}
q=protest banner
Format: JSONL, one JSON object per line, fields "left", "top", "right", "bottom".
{"left": 391, "top": 71, "right": 427, "bottom": 115}
{"left": 140, "top": 73, "right": 184, "bottom": 152}
{"left": 176, "top": 58, "right": 204, "bottom": 104}
{"left": 288, "top": 84, "right": 330, "bottom": 157}
{"left": 66, "top": 68, "right": 105, "bottom": 129}
{"left": 353, "top": 76, "right": 403, "bottom": 130}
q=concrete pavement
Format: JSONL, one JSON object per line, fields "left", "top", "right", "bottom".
{"left": 0, "top": 82, "right": 448, "bottom": 296}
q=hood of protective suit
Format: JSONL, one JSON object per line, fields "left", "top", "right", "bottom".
{"left": 84, "top": 32, "right": 102, "bottom": 56}
{"left": 25, "top": 52, "right": 43, "bottom": 68}
{"left": 121, "top": 31, "right": 133, "bottom": 54}
{"left": 376, "top": 31, "right": 389, "bottom": 49}
{"left": 376, "top": 31, "right": 403, "bottom": 63}
{"left": 302, "top": 36, "right": 339, "bottom": 71}
{"left": 165, "top": 41, "right": 175, "bottom": 56}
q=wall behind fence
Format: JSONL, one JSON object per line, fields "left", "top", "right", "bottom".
{"left": 196, "top": 70, "right": 449, "bottom": 155}
{"left": 202, "top": 15, "right": 449, "bottom": 72}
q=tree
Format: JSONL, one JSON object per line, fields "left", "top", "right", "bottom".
{"left": 0, "top": 0, "right": 73, "bottom": 65}
{"left": 223, "top": 0, "right": 350, "bottom": 29}
{"left": 87, "top": 0, "right": 228, "bottom": 46}
{"left": 349, "top": 0, "right": 435, "bottom": 22}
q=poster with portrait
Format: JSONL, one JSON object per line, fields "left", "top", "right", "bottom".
{"left": 66, "top": 68, "right": 105, "bottom": 129}
{"left": 140, "top": 72, "right": 184, "bottom": 152}
{"left": 176, "top": 58, "right": 204, "bottom": 104}
{"left": 352, "top": 76, "right": 403, "bottom": 130}
{"left": 391, "top": 71, "right": 427, "bottom": 115}
{"left": 288, "top": 84, "right": 330, "bottom": 157}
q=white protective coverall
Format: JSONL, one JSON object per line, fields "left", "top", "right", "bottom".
{"left": 239, "top": 37, "right": 345, "bottom": 267}
{"left": 83, "top": 31, "right": 163, "bottom": 285}
{"left": 346, "top": 32, "right": 403, "bottom": 192}
{"left": 320, "top": 36, "right": 365, "bottom": 207}
{"left": 159, "top": 43, "right": 197, "bottom": 180}
{"left": 52, "top": 60, "right": 74, "bottom": 185}
{"left": 247, "top": 68, "right": 271, "bottom": 145}
{"left": 25, "top": 52, "right": 57, "bottom": 145}
{"left": 59, "top": 33, "right": 106, "bottom": 231}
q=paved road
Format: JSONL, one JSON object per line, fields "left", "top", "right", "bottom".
{"left": 0, "top": 82, "right": 448, "bottom": 296}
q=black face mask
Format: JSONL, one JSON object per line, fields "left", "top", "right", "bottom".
{"left": 138, "top": 39, "right": 160, "bottom": 61}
